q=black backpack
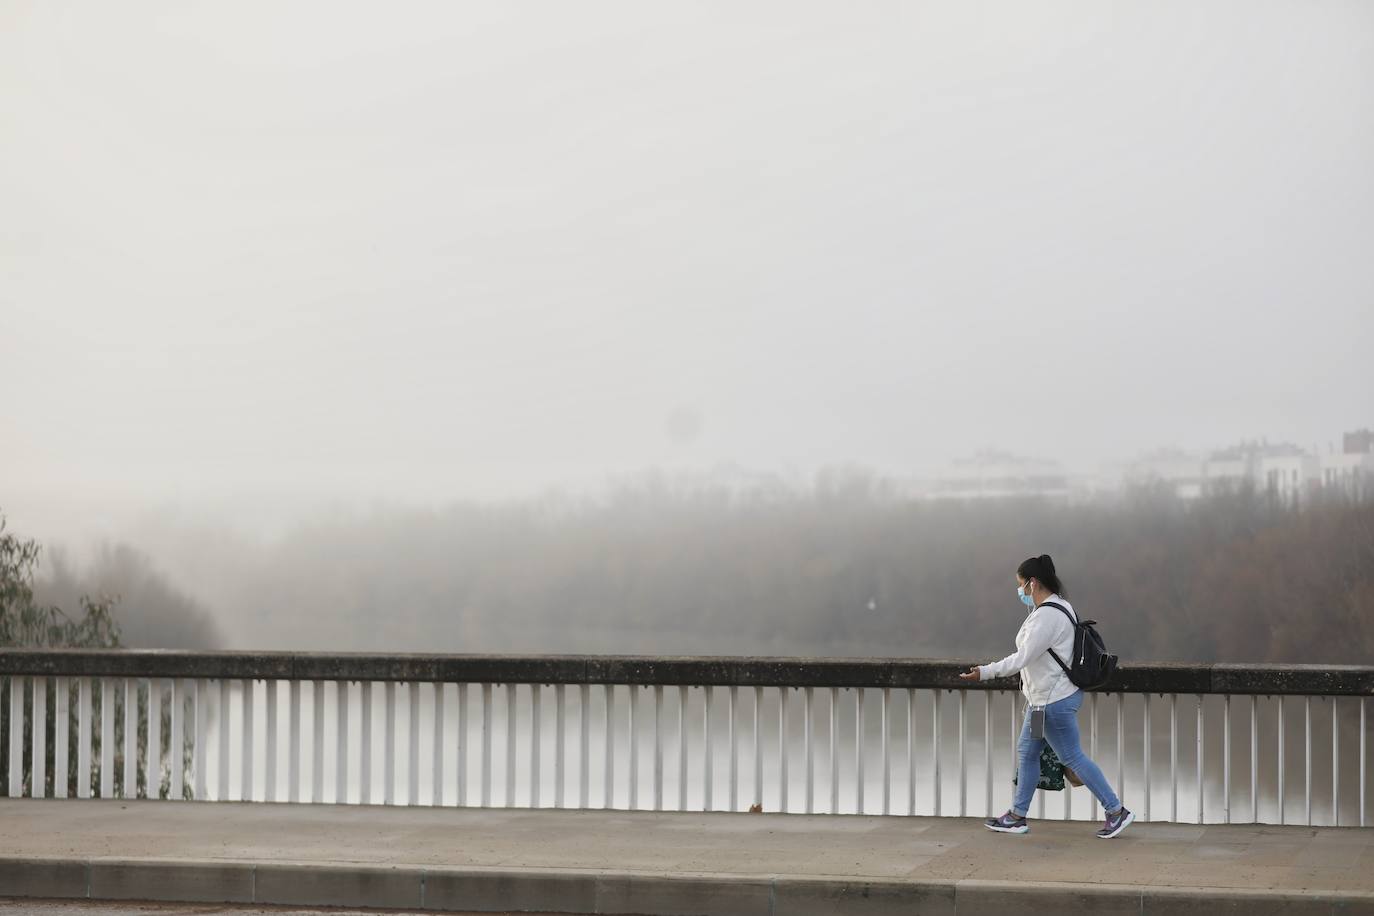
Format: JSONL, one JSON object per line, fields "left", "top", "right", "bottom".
{"left": 1040, "top": 601, "right": 1118, "bottom": 690}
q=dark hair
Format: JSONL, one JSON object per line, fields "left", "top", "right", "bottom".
{"left": 1018, "top": 554, "right": 1065, "bottom": 596}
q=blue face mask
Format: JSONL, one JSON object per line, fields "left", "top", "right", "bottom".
{"left": 1017, "top": 584, "right": 1035, "bottom": 608}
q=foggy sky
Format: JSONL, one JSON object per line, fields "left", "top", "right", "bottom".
{"left": 4, "top": 1, "right": 1373, "bottom": 530}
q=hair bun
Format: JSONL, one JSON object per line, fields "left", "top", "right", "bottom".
{"left": 1038, "top": 554, "right": 1055, "bottom": 573}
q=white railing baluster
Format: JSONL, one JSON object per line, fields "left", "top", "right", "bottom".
{"left": 481, "top": 683, "right": 493, "bottom": 808}
{"left": 1117, "top": 693, "right": 1126, "bottom": 821}
{"left": 803, "top": 686, "right": 814, "bottom": 815}
{"left": 530, "top": 686, "right": 541, "bottom": 807}
{"left": 55, "top": 677, "right": 69, "bottom": 799}
{"left": 855, "top": 689, "right": 865, "bottom": 815}
{"left": 359, "top": 682, "right": 372, "bottom": 805}
{"left": 932, "top": 689, "right": 941, "bottom": 817}
{"left": 751, "top": 686, "right": 761, "bottom": 811}
{"left": 726, "top": 686, "right": 736, "bottom": 812}
{"left": 627, "top": 686, "right": 637, "bottom": 810}
{"left": 607, "top": 684, "right": 617, "bottom": 810}
{"left": 908, "top": 689, "right": 918, "bottom": 817}
{"left": 957, "top": 689, "right": 966, "bottom": 818}
{"left": 408, "top": 682, "right": 420, "bottom": 807}
{"left": 1250, "top": 695, "right": 1258, "bottom": 822}
{"left": 336, "top": 681, "right": 348, "bottom": 805}
{"left": 311, "top": 681, "right": 324, "bottom": 804}
{"left": 219, "top": 680, "right": 232, "bottom": 801}
{"left": 532, "top": 684, "right": 543, "bottom": 809}
{"left": 651, "top": 686, "right": 662, "bottom": 807}
{"left": 882, "top": 687, "right": 891, "bottom": 816}
{"left": 677, "top": 685, "right": 687, "bottom": 811}
{"left": 147, "top": 680, "right": 160, "bottom": 800}
{"left": 123, "top": 679, "right": 137, "bottom": 799}
{"left": 195, "top": 679, "right": 208, "bottom": 801}
{"left": 700, "top": 686, "right": 709, "bottom": 812}
{"left": 983, "top": 691, "right": 991, "bottom": 818}
{"left": 288, "top": 680, "right": 302, "bottom": 804}
{"left": 583, "top": 683, "right": 594, "bottom": 809}
{"left": 8, "top": 678, "right": 23, "bottom": 797}
{"left": 1196, "top": 694, "right": 1204, "bottom": 824}
{"left": 433, "top": 682, "right": 445, "bottom": 807}
{"left": 1332, "top": 697, "right": 1339, "bottom": 826}
{"left": 1143, "top": 694, "right": 1151, "bottom": 822}
{"left": 1170, "top": 693, "right": 1178, "bottom": 823}
{"left": 265, "top": 680, "right": 278, "bottom": 803}
{"left": 1223, "top": 694, "right": 1231, "bottom": 824}
{"left": 457, "top": 683, "right": 468, "bottom": 807}
{"left": 384, "top": 682, "right": 396, "bottom": 806}
{"left": 243, "top": 680, "right": 255, "bottom": 803}
{"left": 101, "top": 678, "right": 115, "bottom": 799}
{"left": 779, "top": 687, "right": 789, "bottom": 814}
{"left": 171, "top": 679, "right": 185, "bottom": 801}
{"left": 554, "top": 684, "right": 565, "bottom": 808}
{"left": 1278, "top": 696, "right": 1286, "bottom": 825}
{"left": 1305, "top": 695, "right": 1312, "bottom": 826}
{"left": 507, "top": 683, "right": 518, "bottom": 808}
{"left": 829, "top": 688, "right": 839, "bottom": 815}
{"left": 1360, "top": 697, "right": 1366, "bottom": 828}
{"left": 78, "top": 678, "right": 93, "bottom": 799}
{"left": 32, "top": 677, "right": 47, "bottom": 798}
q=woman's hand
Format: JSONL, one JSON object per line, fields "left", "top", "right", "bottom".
{"left": 958, "top": 666, "right": 982, "bottom": 682}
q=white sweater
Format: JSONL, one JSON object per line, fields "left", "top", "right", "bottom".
{"left": 977, "top": 595, "right": 1081, "bottom": 707}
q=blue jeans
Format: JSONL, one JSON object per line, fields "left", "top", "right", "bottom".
{"left": 1013, "top": 689, "right": 1121, "bottom": 818}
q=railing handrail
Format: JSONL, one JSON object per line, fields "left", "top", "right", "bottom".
{"left": 2, "top": 649, "right": 1371, "bottom": 696}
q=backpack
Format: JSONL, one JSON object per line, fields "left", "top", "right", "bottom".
{"left": 1040, "top": 600, "right": 1118, "bottom": 690}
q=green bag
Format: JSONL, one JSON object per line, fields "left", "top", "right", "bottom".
{"left": 1012, "top": 743, "right": 1066, "bottom": 792}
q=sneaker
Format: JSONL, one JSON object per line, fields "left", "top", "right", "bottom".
{"left": 1096, "top": 806, "right": 1135, "bottom": 839}
{"left": 984, "top": 810, "right": 1029, "bottom": 834}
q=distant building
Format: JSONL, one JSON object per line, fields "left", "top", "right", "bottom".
{"left": 1118, "top": 430, "right": 1371, "bottom": 503}
{"left": 1321, "top": 429, "right": 1374, "bottom": 500}
{"left": 1260, "top": 453, "right": 1321, "bottom": 501}
{"left": 918, "top": 450, "right": 1072, "bottom": 499}
{"left": 907, "top": 428, "right": 1372, "bottom": 503}
{"left": 1122, "top": 449, "right": 1206, "bottom": 499}
{"left": 1198, "top": 440, "right": 1318, "bottom": 501}
{"left": 1344, "top": 429, "right": 1374, "bottom": 454}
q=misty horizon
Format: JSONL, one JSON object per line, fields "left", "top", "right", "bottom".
{"left": 5, "top": 1, "right": 1373, "bottom": 522}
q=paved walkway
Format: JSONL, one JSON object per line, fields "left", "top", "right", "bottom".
{"left": 2, "top": 800, "right": 1372, "bottom": 914}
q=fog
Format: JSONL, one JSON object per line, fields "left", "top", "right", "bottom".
{"left": 3, "top": 2, "right": 1373, "bottom": 658}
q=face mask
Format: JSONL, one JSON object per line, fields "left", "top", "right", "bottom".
{"left": 1017, "top": 583, "right": 1035, "bottom": 608}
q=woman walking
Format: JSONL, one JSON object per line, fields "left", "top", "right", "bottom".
{"left": 959, "top": 555, "right": 1134, "bottom": 839}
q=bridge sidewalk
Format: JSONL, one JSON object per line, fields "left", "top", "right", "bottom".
{"left": 2, "top": 800, "right": 1372, "bottom": 914}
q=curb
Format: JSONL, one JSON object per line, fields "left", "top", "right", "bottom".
{"left": 2, "top": 856, "right": 1373, "bottom": 915}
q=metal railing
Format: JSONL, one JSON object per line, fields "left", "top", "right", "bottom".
{"left": 0, "top": 651, "right": 1369, "bottom": 826}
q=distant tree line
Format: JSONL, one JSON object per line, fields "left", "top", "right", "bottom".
{"left": 35, "top": 543, "right": 223, "bottom": 649}
{"left": 162, "top": 473, "right": 1373, "bottom": 665}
